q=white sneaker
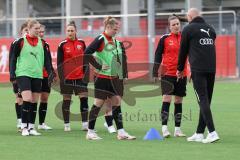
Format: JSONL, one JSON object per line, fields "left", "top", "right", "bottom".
{"left": 64, "top": 123, "right": 71, "bottom": 132}
{"left": 38, "top": 123, "right": 52, "bottom": 130}
{"left": 174, "top": 128, "right": 186, "bottom": 137}
{"left": 162, "top": 125, "right": 171, "bottom": 138}
{"left": 117, "top": 129, "right": 136, "bottom": 140}
{"left": 187, "top": 133, "right": 204, "bottom": 142}
{"left": 81, "top": 122, "right": 88, "bottom": 131}
{"left": 21, "top": 128, "right": 29, "bottom": 136}
{"left": 29, "top": 128, "right": 41, "bottom": 136}
{"left": 104, "top": 122, "right": 116, "bottom": 133}
{"left": 202, "top": 131, "right": 220, "bottom": 143}
{"left": 86, "top": 130, "right": 102, "bottom": 140}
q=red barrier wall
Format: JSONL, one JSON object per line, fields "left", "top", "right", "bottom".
{"left": 0, "top": 35, "right": 237, "bottom": 83}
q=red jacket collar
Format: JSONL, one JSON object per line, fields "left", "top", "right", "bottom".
{"left": 25, "top": 34, "right": 39, "bottom": 46}
{"left": 66, "top": 37, "right": 77, "bottom": 42}
{"left": 103, "top": 32, "right": 113, "bottom": 41}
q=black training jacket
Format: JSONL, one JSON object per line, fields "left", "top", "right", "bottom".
{"left": 177, "top": 16, "right": 216, "bottom": 73}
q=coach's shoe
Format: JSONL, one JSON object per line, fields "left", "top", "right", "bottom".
{"left": 162, "top": 125, "right": 171, "bottom": 138}
{"left": 202, "top": 131, "right": 220, "bottom": 144}
{"left": 64, "top": 123, "right": 71, "bottom": 132}
{"left": 81, "top": 122, "right": 88, "bottom": 131}
{"left": 86, "top": 130, "right": 102, "bottom": 140}
{"left": 21, "top": 128, "right": 29, "bottom": 136}
{"left": 187, "top": 133, "right": 204, "bottom": 142}
{"left": 38, "top": 123, "right": 52, "bottom": 130}
{"left": 117, "top": 129, "right": 136, "bottom": 140}
{"left": 104, "top": 122, "right": 116, "bottom": 133}
{"left": 29, "top": 128, "right": 41, "bottom": 136}
{"left": 174, "top": 127, "right": 186, "bottom": 137}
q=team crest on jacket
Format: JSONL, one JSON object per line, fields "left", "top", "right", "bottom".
{"left": 77, "top": 45, "right": 82, "bottom": 50}
{"left": 169, "top": 40, "right": 174, "bottom": 46}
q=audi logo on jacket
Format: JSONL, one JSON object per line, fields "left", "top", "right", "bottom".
{"left": 153, "top": 32, "right": 187, "bottom": 77}
{"left": 57, "top": 38, "right": 88, "bottom": 81}
{"left": 177, "top": 16, "right": 216, "bottom": 73}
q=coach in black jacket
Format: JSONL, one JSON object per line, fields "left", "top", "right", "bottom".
{"left": 177, "top": 8, "right": 220, "bottom": 143}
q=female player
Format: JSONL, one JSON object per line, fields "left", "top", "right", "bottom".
{"left": 10, "top": 19, "right": 55, "bottom": 136}
{"left": 153, "top": 15, "right": 187, "bottom": 138}
{"left": 57, "top": 21, "right": 89, "bottom": 131}
{"left": 85, "top": 16, "right": 135, "bottom": 140}
{"left": 38, "top": 24, "right": 53, "bottom": 130}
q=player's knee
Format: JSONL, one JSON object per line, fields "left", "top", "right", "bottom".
{"left": 40, "top": 94, "right": 49, "bottom": 102}
{"left": 163, "top": 95, "right": 172, "bottom": 102}
{"left": 174, "top": 96, "right": 183, "bottom": 104}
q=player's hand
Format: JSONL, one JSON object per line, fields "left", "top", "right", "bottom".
{"left": 176, "top": 70, "right": 184, "bottom": 81}
{"left": 153, "top": 77, "right": 161, "bottom": 83}
{"left": 11, "top": 80, "right": 17, "bottom": 84}
{"left": 102, "top": 64, "right": 110, "bottom": 70}
{"left": 123, "top": 78, "right": 128, "bottom": 84}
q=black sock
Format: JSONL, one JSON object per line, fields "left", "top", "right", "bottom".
{"left": 15, "top": 103, "right": 22, "bottom": 119}
{"left": 174, "top": 103, "right": 182, "bottom": 127}
{"left": 22, "top": 101, "right": 31, "bottom": 125}
{"left": 39, "top": 103, "right": 47, "bottom": 125}
{"left": 112, "top": 106, "right": 123, "bottom": 130}
{"left": 80, "top": 97, "right": 89, "bottom": 122}
{"left": 105, "top": 115, "right": 113, "bottom": 127}
{"left": 161, "top": 102, "right": 170, "bottom": 125}
{"left": 28, "top": 103, "right": 37, "bottom": 125}
{"left": 88, "top": 105, "right": 101, "bottom": 130}
{"left": 62, "top": 100, "right": 71, "bottom": 124}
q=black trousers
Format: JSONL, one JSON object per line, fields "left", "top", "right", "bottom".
{"left": 191, "top": 71, "right": 216, "bottom": 133}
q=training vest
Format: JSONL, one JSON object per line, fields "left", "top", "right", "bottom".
{"left": 16, "top": 36, "right": 44, "bottom": 79}
{"left": 94, "top": 34, "right": 123, "bottom": 77}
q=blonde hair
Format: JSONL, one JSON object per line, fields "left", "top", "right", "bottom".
{"left": 27, "top": 19, "right": 40, "bottom": 29}
{"left": 20, "top": 21, "right": 29, "bottom": 32}
{"left": 40, "top": 24, "right": 46, "bottom": 29}
{"left": 103, "top": 16, "right": 118, "bottom": 29}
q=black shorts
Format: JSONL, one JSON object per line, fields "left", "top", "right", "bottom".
{"left": 41, "top": 77, "right": 51, "bottom": 93}
{"left": 113, "top": 79, "right": 124, "bottom": 97}
{"left": 94, "top": 77, "right": 123, "bottom": 100}
{"left": 161, "top": 75, "right": 187, "bottom": 97}
{"left": 60, "top": 79, "right": 88, "bottom": 95}
{"left": 12, "top": 83, "right": 22, "bottom": 98}
{"left": 16, "top": 76, "right": 42, "bottom": 93}
{"left": 12, "top": 82, "right": 20, "bottom": 94}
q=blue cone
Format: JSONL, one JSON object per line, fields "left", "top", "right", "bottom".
{"left": 143, "top": 128, "right": 164, "bottom": 140}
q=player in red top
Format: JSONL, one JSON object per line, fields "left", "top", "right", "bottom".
{"left": 57, "top": 21, "right": 89, "bottom": 132}
{"left": 37, "top": 24, "right": 53, "bottom": 130}
{"left": 153, "top": 15, "right": 187, "bottom": 138}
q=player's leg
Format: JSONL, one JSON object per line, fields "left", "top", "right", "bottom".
{"left": 103, "top": 99, "right": 116, "bottom": 133}
{"left": 160, "top": 76, "right": 174, "bottom": 138}
{"left": 76, "top": 79, "right": 89, "bottom": 131}
{"left": 173, "top": 77, "right": 187, "bottom": 137}
{"left": 60, "top": 80, "right": 73, "bottom": 131}
{"left": 17, "top": 76, "right": 33, "bottom": 136}
{"left": 27, "top": 78, "right": 42, "bottom": 136}
{"left": 86, "top": 78, "right": 107, "bottom": 140}
{"left": 38, "top": 78, "right": 52, "bottom": 130}
{"left": 12, "top": 83, "right": 22, "bottom": 131}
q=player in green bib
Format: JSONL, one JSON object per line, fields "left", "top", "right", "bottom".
{"left": 10, "top": 20, "right": 55, "bottom": 136}
{"left": 85, "top": 16, "right": 136, "bottom": 140}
